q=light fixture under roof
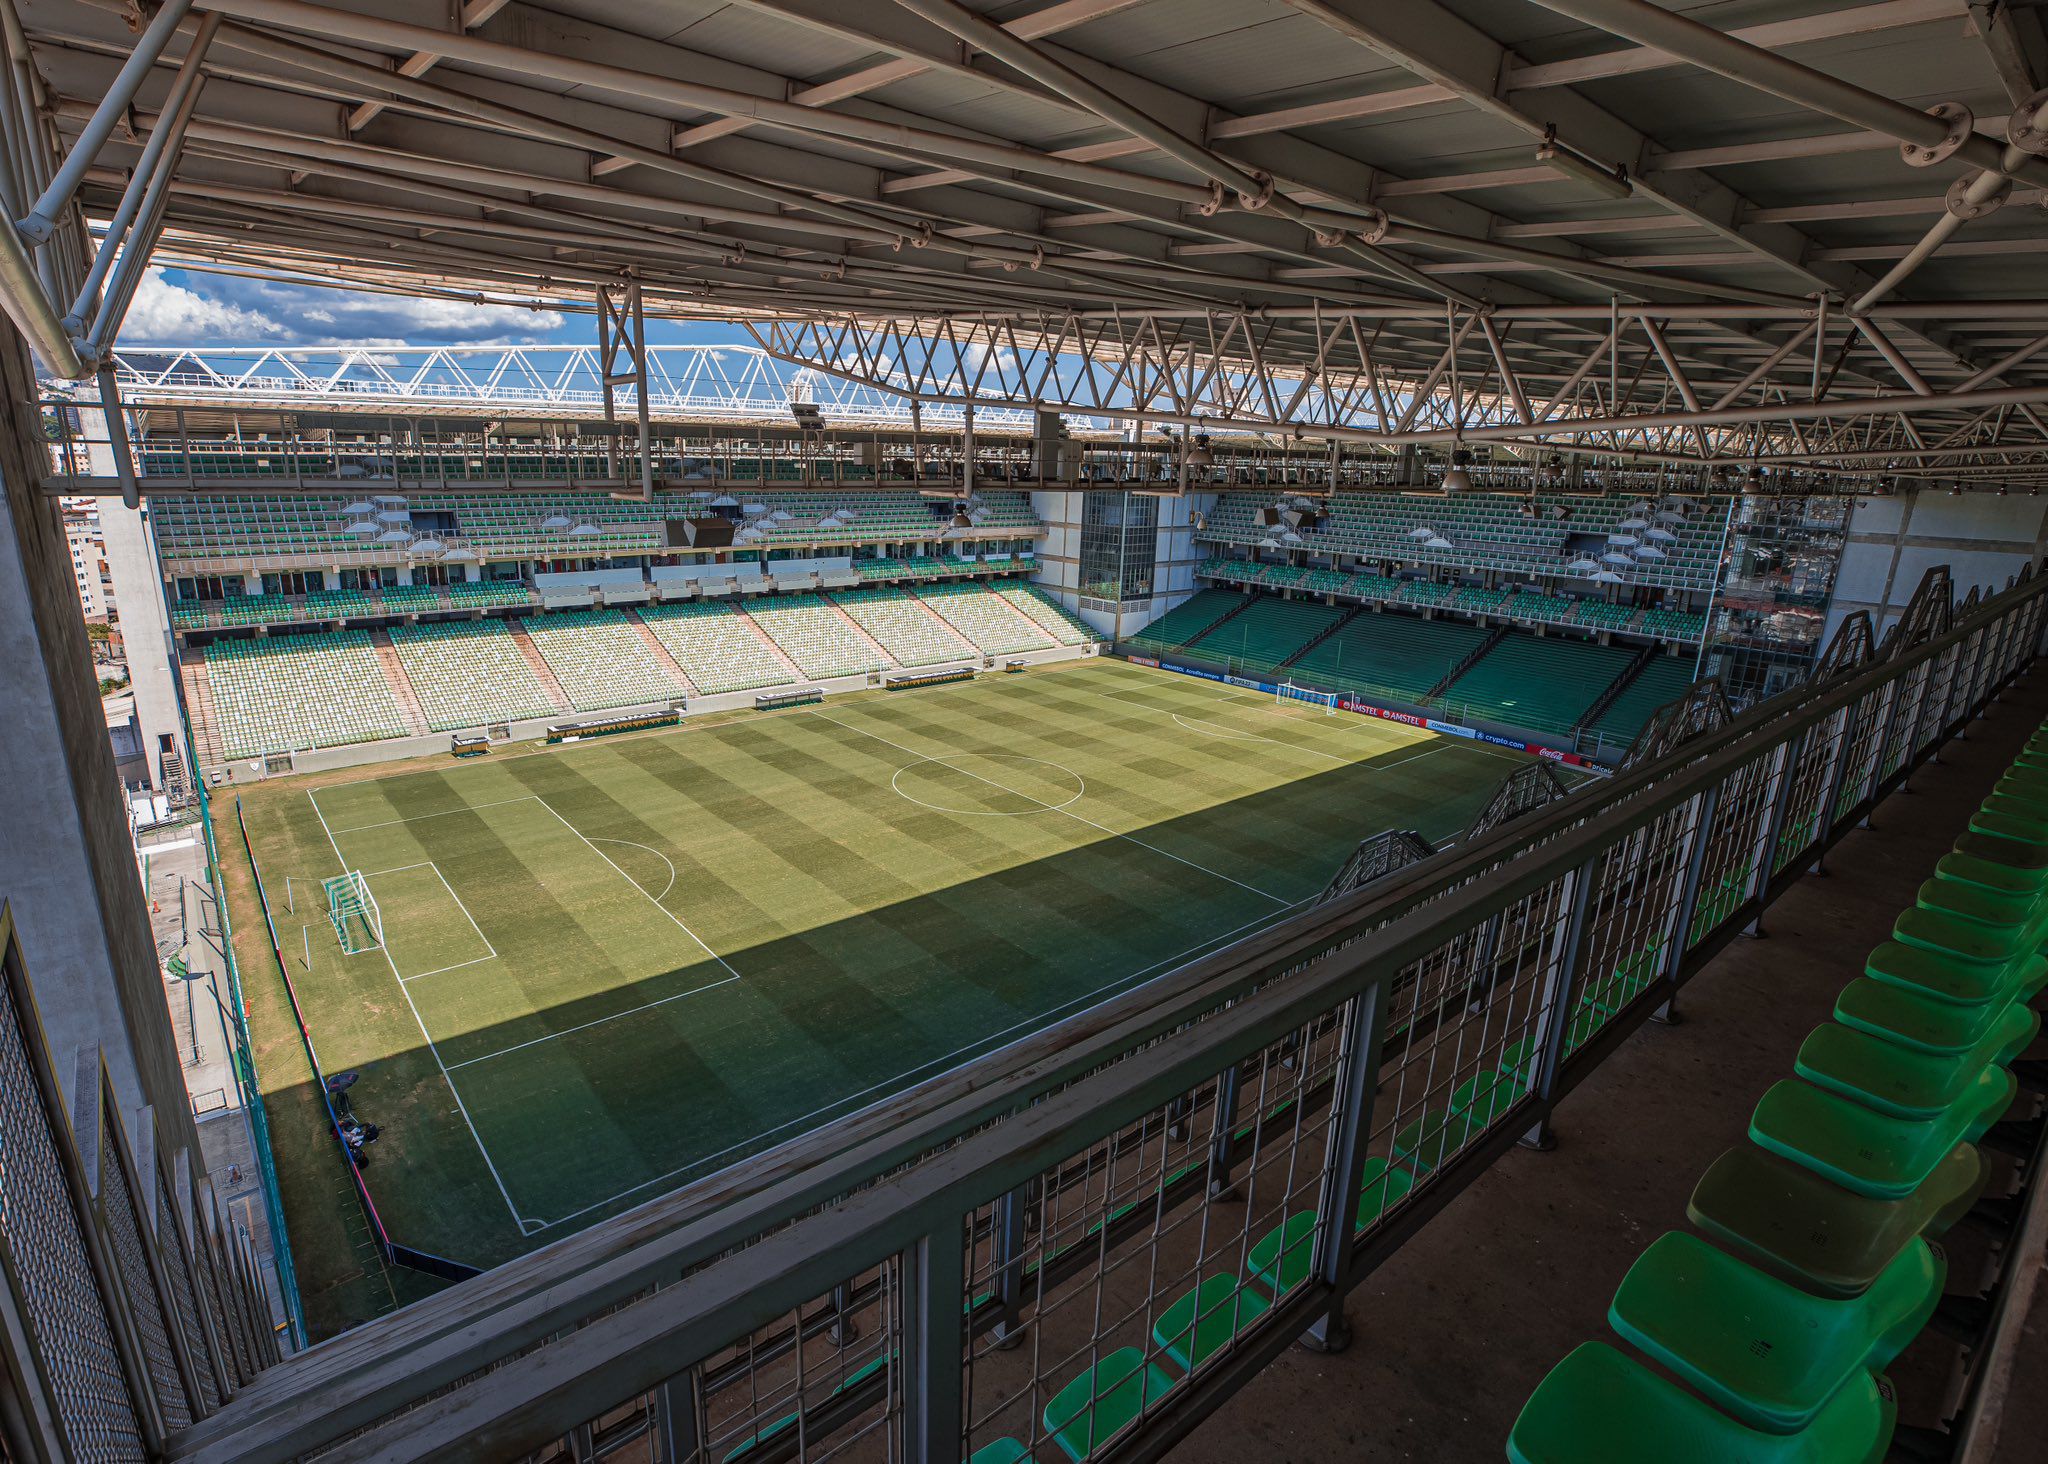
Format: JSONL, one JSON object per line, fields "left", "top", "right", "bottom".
{"left": 1617, "top": 516, "right": 1650, "bottom": 530}
{"left": 1442, "top": 447, "right": 1474, "bottom": 494}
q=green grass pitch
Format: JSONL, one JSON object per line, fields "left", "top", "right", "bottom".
{"left": 228, "top": 658, "right": 1519, "bottom": 1333}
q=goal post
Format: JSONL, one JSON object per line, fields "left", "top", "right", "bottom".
{"left": 1277, "top": 681, "right": 1338, "bottom": 714}
{"left": 324, "top": 870, "right": 383, "bottom": 954}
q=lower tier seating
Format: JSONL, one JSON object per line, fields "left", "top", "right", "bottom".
{"left": 746, "top": 594, "right": 883, "bottom": 679}
{"left": 917, "top": 582, "right": 1055, "bottom": 654}
{"left": 997, "top": 584, "right": 1102, "bottom": 646}
{"left": 1442, "top": 632, "right": 1636, "bottom": 735}
{"left": 830, "top": 587, "right": 976, "bottom": 666}
{"left": 203, "top": 631, "right": 409, "bottom": 758}
{"left": 1125, "top": 589, "right": 1247, "bottom": 655}
{"left": 638, "top": 603, "right": 798, "bottom": 695}
{"left": 1589, "top": 656, "right": 1698, "bottom": 748}
{"left": 523, "top": 608, "right": 685, "bottom": 711}
{"left": 388, "top": 619, "right": 558, "bottom": 730}
{"left": 1182, "top": 596, "right": 1347, "bottom": 674}
{"left": 1286, "top": 610, "right": 1491, "bottom": 707}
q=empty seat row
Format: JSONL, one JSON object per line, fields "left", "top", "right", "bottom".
{"left": 996, "top": 584, "right": 1103, "bottom": 646}
{"left": 387, "top": 619, "right": 559, "bottom": 730}
{"left": 830, "top": 587, "right": 977, "bottom": 666}
{"left": 915, "top": 582, "right": 1055, "bottom": 654}
{"left": 1507, "top": 732, "right": 2048, "bottom": 1463}
{"left": 202, "top": 630, "right": 410, "bottom": 757}
{"left": 637, "top": 603, "right": 797, "bottom": 695}
{"left": 522, "top": 607, "right": 686, "bottom": 711}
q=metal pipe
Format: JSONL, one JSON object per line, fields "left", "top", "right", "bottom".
{"left": 1520, "top": 0, "right": 2048, "bottom": 191}
{"left": 1852, "top": 316, "right": 1934, "bottom": 394}
{"left": 69, "top": 13, "right": 220, "bottom": 332}
{"left": 1850, "top": 145, "right": 2027, "bottom": 313}
{"left": 18, "top": 0, "right": 194, "bottom": 242}
{"left": 0, "top": 197, "right": 81, "bottom": 374}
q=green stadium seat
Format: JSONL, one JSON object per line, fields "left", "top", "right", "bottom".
{"left": 1794, "top": 1009, "right": 2037, "bottom": 1119}
{"left": 1864, "top": 939, "right": 2045, "bottom": 1006}
{"left": 1748, "top": 1069, "right": 2015, "bottom": 1199}
{"left": 1686, "top": 1144, "right": 1983, "bottom": 1296}
{"left": 1392, "top": 1105, "right": 1481, "bottom": 1174}
{"left": 1889, "top": 906, "right": 2030, "bottom": 969}
{"left": 1150, "top": 1275, "right": 1270, "bottom": 1372}
{"left": 1355, "top": 1156, "right": 1416, "bottom": 1231}
{"left": 1913, "top": 877, "right": 2048, "bottom": 944}
{"left": 1245, "top": 1211, "right": 1319, "bottom": 1296}
{"left": 1608, "top": 1232, "right": 1939, "bottom": 1434}
{"left": 1506, "top": 1342, "right": 1895, "bottom": 1464}
{"left": 970, "top": 1440, "right": 1034, "bottom": 1464}
{"left": 1836, "top": 973, "right": 2044, "bottom": 1056}
{"left": 1969, "top": 807, "right": 2048, "bottom": 845}
{"left": 1953, "top": 825, "right": 2048, "bottom": 871}
{"left": 1040, "top": 1348, "right": 1177, "bottom": 1461}
{"left": 1935, "top": 848, "right": 2048, "bottom": 899}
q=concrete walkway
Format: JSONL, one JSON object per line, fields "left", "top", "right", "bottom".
{"left": 1175, "top": 672, "right": 2048, "bottom": 1462}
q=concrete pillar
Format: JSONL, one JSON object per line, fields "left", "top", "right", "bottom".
{"left": 0, "top": 333, "right": 202, "bottom": 1146}
{"left": 97, "top": 497, "right": 188, "bottom": 793}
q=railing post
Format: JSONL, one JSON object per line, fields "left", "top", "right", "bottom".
{"left": 1520, "top": 856, "right": 1599, "bottom": 1152}
{"left": 1654, "top": 781, "right": 1721, "bottom": 1021}
{"left": 1303, "top": 980, "right": 1387, "bottom": 1352}
{"left": 1745, "top": 730, "right": 1804, "bottom": 936}
{"left": 903, "top": 1227, "right": 965, "bottom": 1464}
{"left": 653, "top": 1371, "right": 701, "bottom": 1463}
{"left": 1863, "top": 673, "right": 1907, "bottom": 827}
{"left": 1809, "top": 703, "right": 1856, "bottom": 875}
{"left": 1206, "top": 1062, "right": 1243, "bottom": 1198}
{"left": 990, "top": 1185, "right": 1028, "bottom": 1347}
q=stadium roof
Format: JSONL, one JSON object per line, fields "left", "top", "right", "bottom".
{"left": 8, "top": 0, "right": 2048, "bottom": 478}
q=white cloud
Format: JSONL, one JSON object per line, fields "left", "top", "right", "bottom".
{"left": 121, "top": 269, "right": 280, "bottom": 342}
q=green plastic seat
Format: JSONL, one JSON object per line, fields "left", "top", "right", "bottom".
{"left": 1451, "top": 1066, "right": 1531, "bottom": 1126}
{"left": 1609, "top": 1232, "right": 1941, "bottom": 1434}
{"left": 1979, "top": 793, "right": 2048, "bottom": 833}
{"left": 1891, "top": 906, "right": 2030, "bottom": 968}
{"left": 1041, "top": 1348, "right": 1176, "bottom": 1461}
{"left": 722, "top": 1410, "right": 797, "bottom": 1461}
{"left": 1837, "top": 973, "right": 2043, "bottom": 1056}
{"left": 1150, "top": 1275, "right": 1269, "bottom": 1372}
{"left": 1915, "top": 879, "right": 2048, "bottom": 945}
{"left": 1969, "top": 807, "right": 2048, "bottom": 845}
{"left": 1245, "top": 1211, "right": 1318, "bottom": 1295}
{"left": 969, "top": 1440, "right": 1033, "bottom": 1464}
{"left": 1862, "top": 943, "right": 2046, "bottom": 1007}
{"left": 1953, "top": 827, "right": 2048, "bottom": 871}
{"left": 1795, "top": 1007, "right": 2038, "bottom": 1119}
{"left": 1506, "top": 1342, "right": 1895, "bottom": 1464}
{"left": 1938, "top": 848, "right": 2048, "bottom": 899}
{"left": 1750, "top": 1069, "right": 2016, "bottom": 1199}
{"left": 1392, "top": 1105, "right": 1482, "bottom": 1173}
{"left": 1356, "top": 1156, "right": 1416, "bottom": 1232}
{"left": 1687, "top": 1144, "right": 1984, "bottom": 1296}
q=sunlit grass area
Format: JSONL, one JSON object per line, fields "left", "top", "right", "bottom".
{"left": 230, "top": 658, "right": 1516, "bottom": 1333}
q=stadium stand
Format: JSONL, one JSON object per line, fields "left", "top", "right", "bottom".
{"left": 1587, "top": 656, "right": 1698, "bottom": 747}
{"left": 830, "top": 587, "right": 977, "bottom": 666}
{"left": 202, "top": 630, "right": 410, "bottom": 757}
{"left": 1441, "top": 632, "right": 1637, "bottom": 735}
{"left": 638, "top": 603, "right": 799, "bottom": 695}
{"left": 915, "top": 582, "right": 1055, "bottom": 654}
{"left": 1125, "top": 589, "right": 1248, "bottom": 656}
{"left": 996, "top": 583, "right": 1103, "bottom": 646}
{"left": 448, "top": 579, "right": 535, "bottom": 608}
{"left": 1570, "top": 600, "right": 1640, "bottom": 633}
{"left": 746, "top": 594, "right": 885, "bottom": 679}
{"left": 387, "top": 618, "right": 560, "bottom": 730}
{"left": 522, "top": 608, "right": 685, "bottom": 711}
{"left": 1286, "top": 609, "right": 1491, "bottom": 707}
{"left": 1182, "top": 596, "right": 1348, "bottom": 674}
{"left": 1506, "top": 739, "right": 2047, "bottom": 1462}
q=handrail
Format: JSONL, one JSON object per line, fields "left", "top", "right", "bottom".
{"left": 170, "top": 564, "right": 2046, "bottom": 1460}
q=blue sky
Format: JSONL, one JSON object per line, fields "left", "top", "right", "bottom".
{"left": 122, "top": 265, "right": 750, "bottom": 350}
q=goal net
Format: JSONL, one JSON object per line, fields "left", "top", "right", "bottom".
{"left": 1276, "top": 681, "right": 1338, "bottom": 714}
{"left": 324, "top": 870, "right": 383, "bottom": 954}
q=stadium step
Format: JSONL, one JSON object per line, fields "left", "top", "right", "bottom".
{"left": 1574, "top": 642, "right": 1660, "bottom": 734}
{"left": 818, "top": 595, "right": 899, "bottom": 669}
{"left": 368, "top": 629, "right": 431, "bottom": 736}
{"left": 728, "top": 603, "right": 811, "bottom": 681}
{"left": 622, "top": 609, "right": 699, "bottom": 695}
{"left": 178, "top": 647, "right": 228, "bottom": 771}
{"left": 1424, "top": 623, "right": 1507, "bottom": 700}
{"left": 503, "top": 617, "right": 574, "bottom": 713}
{"left": 1275, "top": 602, "right": 1359, "bottom": 669}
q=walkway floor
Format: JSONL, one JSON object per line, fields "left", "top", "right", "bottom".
{"left": 1176, "top": 670, "right": 2048, "bottom": 1463}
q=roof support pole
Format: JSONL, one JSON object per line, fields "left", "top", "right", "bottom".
{"left": 1850, "top": 143, "right": 2028, "bottom": 313}
{"left": 17, "top": 0, "right": 193, "bottom": 244}
{"left": 1852, "top": 317, "right": 1935, "bottom": 395}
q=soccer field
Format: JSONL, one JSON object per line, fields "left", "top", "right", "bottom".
{"left": 231, "top": 657, "right": 1520, "bottom": 1325}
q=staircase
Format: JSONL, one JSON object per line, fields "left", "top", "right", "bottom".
{"left": 369, "top": 630, "right": 431, "bottom": 735}
{"left": 1574, "top": 643, "right": 1658, "bottom": 733}
{"left": 819, "top": 595, "right": 901, "bottom": 669}
{"left": 1426, "top": 624, "right": 1509, "bottom": 701}
{"left": 1179, "top": 590, "right": 1259, "bottom": 649}
{"left": 625, "top": 610, "right": 699, "bottom": 694}
{"left": 179, "top": 650, "right": 227, "bottom": 772}
{"left": 1278, "top": 604, "right": 1361, "bottom": 670}
{"left": 729, "top": 604, "right": 811, "bottom": 680}
{"left": 504, "top": 618, "right": 574, "bottom": 714}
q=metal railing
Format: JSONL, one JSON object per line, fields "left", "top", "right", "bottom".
{"left": 0, "top": 904, "right": 284, "bottom": 1463}
{"left": 164, "top": 566, "right": 2046, "bottom": 1464}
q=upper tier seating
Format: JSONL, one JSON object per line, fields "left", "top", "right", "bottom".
{"left": 831, "top": 587, "right": 977, "bottom": 666}
{"left": 1184, "top": 596, "right": 1348, "bottom": 674}
{"left": 996, "top": 584, "right": 1102, "bottom": 646}
{"left": 388, "top": 619, "right": 558, "bottom": 730}
{"left": 1442, "top": 632, "right": 1637, "bottom": 735}
{"left": 203, "top": 630, "right": 409, "bottom": 758}
{"left": 1287, "top": 610, "right": 1491, "bottom": 706}
{"left": 746, "top": 595, "right": 884, "bottom": 680}
{"left": 916, "top": 583, "right": 1054, "bottom": 655}
{"left": 448, "top": 579, "right": 534, "bottom": 608}
{"left": 638, "top": 603, "right": 798, "bottom": 695}
{"left": 1589, "top": 656, "right": 1698, "bottom": 748}
{"left": 523, "top": 608, "right": 685, "bottom": 711}
{"left": 1126, "top": 589, "right": 1247, "bottom": 654}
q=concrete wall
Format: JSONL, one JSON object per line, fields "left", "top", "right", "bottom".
{"left": 0, "top": 334, "right": 201, "bottom": 1153}
{"left": 1828, "top": 490, "right": 2048, "bottom": 642}
{"left": 98, "top": 497, "right": 188, "bottom": 791}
